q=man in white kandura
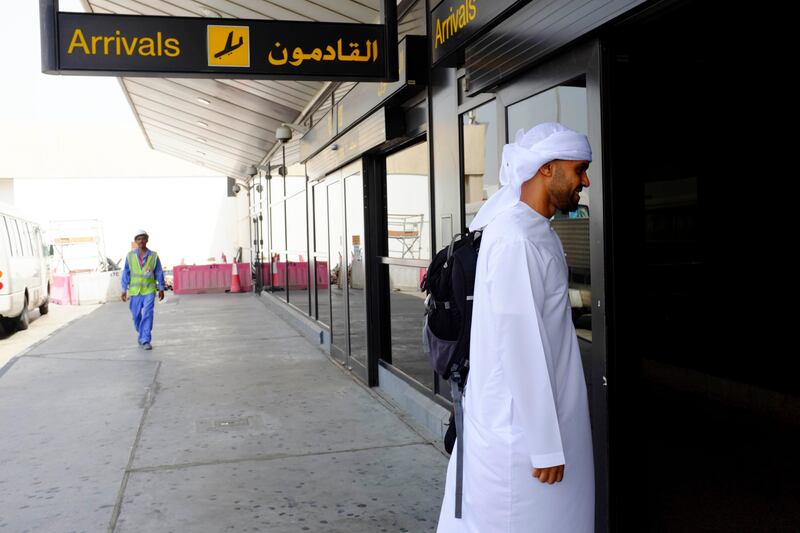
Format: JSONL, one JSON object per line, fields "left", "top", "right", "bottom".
{"left": 437, "top": 122, "right": 595, "bottom": 532}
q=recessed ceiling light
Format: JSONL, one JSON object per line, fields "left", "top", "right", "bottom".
{"left": 197, "top": 97, "right": 211, "bottom": 105}
{"left": 196, "top": 120, "right": 209, "bottom": 127}
{"left": 197, "top": 137, "right": 207, "bottom": 143}
{"left": 200, "top": 8, "right": 220, "bottom": 17}
{"left": 197, "top": 151, "right": 206, "bottom": 156}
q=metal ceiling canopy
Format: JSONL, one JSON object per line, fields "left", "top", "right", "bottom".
{"left": 38, "top": 0, "right": 401, "bottom": 180}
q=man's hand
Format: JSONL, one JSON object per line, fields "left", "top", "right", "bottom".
{"left": 532, "top": 465, "right": 564, "bottom": 484}
{"left": 121, "top": 291, "right": 128, "bottom": 302}
{"left": 158, "top": 290, "right": 165, "bottom": 301}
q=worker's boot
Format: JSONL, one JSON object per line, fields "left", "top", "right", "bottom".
{"left": 142, "top": 342, "right": 152, "bottom": 350}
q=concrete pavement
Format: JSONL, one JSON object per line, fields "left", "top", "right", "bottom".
{"left": 0, "top": 293, "right": 447, "bottom": 532}
{"left": 0, "top": 302, "right": 101, "bottom": 369}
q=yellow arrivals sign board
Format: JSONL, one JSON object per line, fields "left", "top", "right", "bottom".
{"left": 41, "top": 8, "right": 396, "bottom": 82}
{"left": 430, "top": 0, "right": 526, "bottom": 66}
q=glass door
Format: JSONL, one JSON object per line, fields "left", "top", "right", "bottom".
{"left": 314, "top": 160, "right": 366, "bottom": 381}
{"left": 344, "top": 165, "right": 367, "bottom": 373}
{"left": 312, "top": 180, "right": 330, "bottom": 326}
{"left": 503, "top": 77, "right": 593, "bottom": 387}
{"left": 378, "top": 141, "right": 435, "bottom": 393}
{"left": 327, "top": 178, "right": 347, "bottom": 365}
{"left": 494, "top": 41, "right": 607, "bottom": 531}
{"left": 250, "top": 175, "right": 266, "bottom": 292}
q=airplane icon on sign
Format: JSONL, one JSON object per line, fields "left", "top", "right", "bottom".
{"left": 214, "top": 31, "right": 244, "bottom": 58}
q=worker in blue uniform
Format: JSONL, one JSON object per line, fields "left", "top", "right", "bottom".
{"left": 121, "top": 230, "right": 165, "bottom": 350}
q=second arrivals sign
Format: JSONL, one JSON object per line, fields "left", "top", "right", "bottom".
{"left": 430, "top": 0, "right": 526, "bottom": 66}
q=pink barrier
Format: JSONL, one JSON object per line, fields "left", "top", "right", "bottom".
{"left": 173, "top": 263, "right": 252, "bottom": 295}
{"left": 270, "top": 262, "right": 308, "bottom": 289}
{"left": 288, "top": 262, "right": 309, "bottom": 289}
{"left": 266, "top": 261, "right": 329, "bottom": 290}
{"left": 49, "top": 274, "right": 75, "bottom": 305}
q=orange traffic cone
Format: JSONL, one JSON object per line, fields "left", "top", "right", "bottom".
{"left": 230, "top": 262, "right": 242, "bottom": 293}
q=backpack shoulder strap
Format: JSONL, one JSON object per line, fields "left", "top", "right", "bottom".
{"left": 451, "top": 377, "right": 465, "bottom": 519}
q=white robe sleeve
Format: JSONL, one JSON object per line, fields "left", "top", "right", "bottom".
{"left": 488, "top": 240, "right": 565, "bottom": 469}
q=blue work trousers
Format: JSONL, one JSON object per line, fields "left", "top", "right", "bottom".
{"left": 129, "top": 293, "right": 156, "bottom": 344}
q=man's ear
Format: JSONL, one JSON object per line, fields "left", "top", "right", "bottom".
{"left": 538, "top": 161, "right": 555, "bottom": 178}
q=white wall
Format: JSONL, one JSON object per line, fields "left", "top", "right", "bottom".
{"left": 14, "top": 177, "right": 238, "bottom": 268}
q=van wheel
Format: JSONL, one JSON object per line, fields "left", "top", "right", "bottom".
{"left": 40, "top": 284, "right": 50, "bottom": 315}
{"left": 17, "top": 297, "right": 30, "bottom": 331}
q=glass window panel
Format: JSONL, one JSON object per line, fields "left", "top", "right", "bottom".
{"left": 286, "top": 191, "right": 309, "bottom": 314}
{"left": 327, "top": 179, "right": 347, "bottom": 362}
{"left": 16, "top": 220, "right": 32, "bottom": 256}
{"left": 313, "top": 182, "right": 330, "bottom": 326}
{"left": 313, "top": 184, "right": 329, "bottom": 256}
{"left": 10, "top": 219, "right": 22, "bottom": 256}
{"left": 313, "top": 256, "right": 330, "bottom": 325}
{"left": 1, "top": 217, "right": 12, "bottom": 255}
{"left": 270, "top": 202, "right": 287, "bottom": 300}
{"left": 345, "top": 170, "right": 367, "bottom": 367}
{"left": 461, "top": 100, "right": 500, "bottom": 228}
{"left": 387, "top": 264, "right": 433, "bottom": 391}
{"left": 507, "top": 83, "right": 588, "bottom": 142}
{"left": 386, "top": 142, "right": 432, "bottom": 261}
{"left": 270, "top": 202, "right": 286, "bottom": 252}
{"left": 286, "top": 192, "right": 307, "bottom": 253}
{"left": 506, "top": 81, "right": 592, "bottom": 378}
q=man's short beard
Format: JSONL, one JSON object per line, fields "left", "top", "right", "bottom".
{"left": 558, "top": 196, "right": 580, "bottom": 213}
{"left": 552, "top": 166, "right": 579, "bottom": 213}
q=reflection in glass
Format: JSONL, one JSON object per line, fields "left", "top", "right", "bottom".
{"left": 250, "top": 175, "right": 265, "bottom": 289}
{"left": 345, "top": 170, "right": 367, "bottom": 366}
{"left": 270, "top": 201, "right": 286, "bottom": 253}
{"left": 507, "top": 84, "right": 588, "bottom": 142}
{"left": 388, "top": 264, "right": 433, "bottom": 390}
{"left": 270, "top": 201, "right": 287, "bottom": 300}
{"left": 286, "top": 190, "right": 309, "bottom": 314}
{"left": 505, "top": 81, "right": 592, "bottom": 379}
{"left": 461, "top": 101, "right": 499, "bottom": 228}
{"left": 327, "top": 180, "right": 347, "bottom": 363}
{"left": 386, "top": 142, "right": 431, "bottom": 261}
{"left": 313, "top": 182, "right": 330, "bottom": 326}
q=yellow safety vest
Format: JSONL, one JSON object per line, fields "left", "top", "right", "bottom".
{"left": 127, "top": 250, "right": 158, "bottom": 296}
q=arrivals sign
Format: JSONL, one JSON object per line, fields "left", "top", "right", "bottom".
{"left": 41, "top": 8, "right": 397, "bottom": 81}
{"left": 430, "top": 0, "right": 526, "bottom": 66}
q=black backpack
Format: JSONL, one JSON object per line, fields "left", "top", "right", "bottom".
{"left": 420, "top": 230, "right": 481, "bottom": 519}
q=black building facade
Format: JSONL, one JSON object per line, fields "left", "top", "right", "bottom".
{"left": 251, "top": 1, "right": 798, "bottom": 530}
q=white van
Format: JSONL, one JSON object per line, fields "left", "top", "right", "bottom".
{"left": 0, "top": 207, "right": 50, "bottom": 331}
